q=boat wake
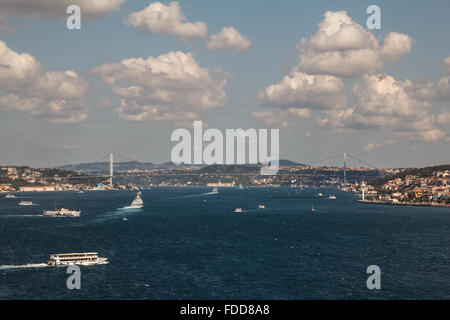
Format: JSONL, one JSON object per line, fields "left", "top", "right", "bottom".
{"left": 0, "top": 214, "right": 43, "bottom": 218}
{"left": 117, "top": 206, "right": 143, "bottom": 211}
{"left": 168, "top": 191, "right": 218, "bottom": 200}
{"left": 0, "top": 263, "right": 48, "bottom": 270}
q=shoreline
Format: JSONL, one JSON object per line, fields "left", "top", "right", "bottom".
{"left": 358, "top": 199, "right": 450, "bottom": 208}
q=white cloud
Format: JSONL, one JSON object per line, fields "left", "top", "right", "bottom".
{"left": 297, "top": 11, "right": 413, "bottom": 77}
{"left": 91, "top": 51, "right": 227, "bottom": 123}
{"left": 353, "top": 74, "right": 429, "bottom": 118}
{"left": 324, "top": 73, "right": 430, "bottom": 131}
{"left": 256, "top": 10, "right": 448, "bottom": 147}
{"left": 402, "top": 61, "right": 450, "bottom": 102}
{"left": 0, "top": 0, "right": 126, "bottom": 18}
{"left": 365, "top": 139, "right": 396, "bottom": 151}
{"left": 318, "top": 73, "right": 449, "bottom": 142}
{"left": 258, "top": 71, "right": 346, "bottom": 110}
{"left": 124, "top": 1, "right": 207, "bottom": 40}
{"left": 442, "top": 56, "right": 450, "bottom": 74}
{"left": 206, "top": 27, "right": 251, "bottom": 51}
{"left": 0, "top": 40, "right": 88, "bottom": 123}
{"left": 256, "top": 10, "right": 415, "bottom": 138}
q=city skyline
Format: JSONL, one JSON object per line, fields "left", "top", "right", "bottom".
{"left": 0, "top": 0, "right": 449, "bottom": 169}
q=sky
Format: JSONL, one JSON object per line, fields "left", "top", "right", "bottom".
{"left": 0, "top": 0, "right": 449, "bottom": 168}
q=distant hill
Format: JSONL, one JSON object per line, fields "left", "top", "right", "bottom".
{"left": 57, "top": 159, "right": 304, "bottom": 173}
{"left": 278, "top": 159, "right": 304, "bottom": 166}
{"left": 57, "top": 161, "right": 203, "bottom": 173}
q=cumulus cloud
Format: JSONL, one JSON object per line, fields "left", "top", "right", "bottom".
{"left": 0, "top": 40, "right": 88, "bottom": 123}
{"left": 256, "top": 10, "right": 414, "bottom": 136}
{"left": 316, "top": 73, "right": 449, "bottom": 142}
{"left": 297, "top": 11, "right": 413, "bottom": 77}
{"left": 402, "top": 58, "right": 450, "bottom": 103}
{"left": 91, "top": 51, "right": 227, "bottom": 123}
{"left": 0, "top": 0, "right": 126, "bottom": 18}
{"left": 442, "top": 56, "right": 450, "bottom": 74}
{"left": 206, "top": 27, "right": 251, "bottom": 51}
{"left": 320, "top": 73, "right": 429, "bottom": 131}
{"left": 258, "top": 71, "right": 346, "bottom": 110}
{"left": 353, "top": 74, "right": 429, "bottom": 118}
{"left": 124, "top": 1, "right": 207, "bottom": 40}
{"left": 256, "top": 10, "right": 448, "bottom": 147}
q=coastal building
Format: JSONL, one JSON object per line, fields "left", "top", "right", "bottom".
{"left": 19, "top": 186, "right": 56, "bottom": 192}
{"left": 0, "top": 184, "right": 14, "bottom": 191}
{"left": 207, "top": 181, "right": 236, "bottom": 187}
{"left": 97, "top": 183, "right": 106, "bottom": 190}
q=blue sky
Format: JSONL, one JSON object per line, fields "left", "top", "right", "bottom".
{"left": 0, "top": 0, "right": 449, "bottom": 168}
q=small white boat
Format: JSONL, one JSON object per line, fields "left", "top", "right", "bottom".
{"left": 317, "top": 193, "right": 323, "bottom": 197}
{"left": 211, "top": 187, "right": 219, "bottom": 193}
{"left": 312, "top": 206, "right": 315, "bottom": 212}
{"left": 234, "top": 208, "right": 243, "bottom": 213}
{"left": 78, "top": 190, "right": 84, "bottom": 194}
{"left": 239, "top": 184, "right": 244, "bottom": 190}
{"left": 127, "top": 192, "right": 143, "bottom": 209}
{"left": 258, "top": 204, "right": 265, "bottom": 209}
{"left": 5, "top": 194, "right": 16, "bottom": 199}
{"left": 328, "top": 195, "right": 337, "bottom": 200}
{"left": 19, "top": 201, "right": 33, "bottom": 206}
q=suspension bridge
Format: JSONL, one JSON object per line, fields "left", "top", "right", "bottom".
{"left": 70, "top": 152, "right": 381, "bottom": 187}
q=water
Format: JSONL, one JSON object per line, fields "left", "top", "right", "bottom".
{"left": 1, "top": 187, "right": 450, "bottom": 299}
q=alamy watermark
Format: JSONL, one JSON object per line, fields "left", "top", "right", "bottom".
{"left": 66, "top": 5, "right": 81, "bottom": 30}
{"left": 366, "top": 265, "right": 381, "bottom": 290}
{"left": 171, "top": 121, "right": 280, "bottom": 175}
{"left": 366, "top": 5, "right": 381, "bottom": 30}
{"left": 66, "top": 265, "right": 81, "bottom": 290}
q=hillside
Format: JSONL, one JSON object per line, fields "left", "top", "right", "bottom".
{"left": 370, "top": 164, "right": 450, "bottom": 187}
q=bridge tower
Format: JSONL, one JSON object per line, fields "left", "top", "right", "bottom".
{"left": 343, "top": 152, "right": 347, "bottom": 186}
{"left": 109, "top": 152, "right": 114, "bottom": 188}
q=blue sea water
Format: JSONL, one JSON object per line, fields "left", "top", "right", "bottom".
{"left": 1, "top": 187, "right": 450, "bottom": 300}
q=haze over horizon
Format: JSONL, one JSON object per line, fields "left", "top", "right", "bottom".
{"left": 0, "top": 0, "right": 449, "bottom": 169}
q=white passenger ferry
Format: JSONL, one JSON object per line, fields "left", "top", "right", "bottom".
{"left": 47, "top": 252, "right": 108, "bottom": 266}
{"left": 19, "top": 201, "right": 33, "bottom": 206}
{"left": 43, "top": 203, "right": 81, "bottom": 217}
